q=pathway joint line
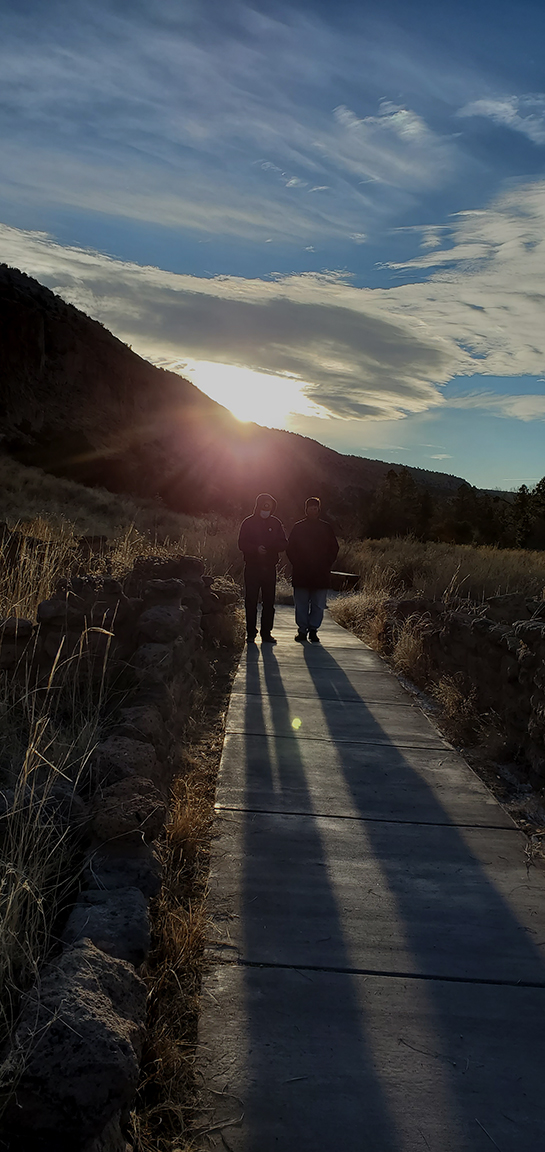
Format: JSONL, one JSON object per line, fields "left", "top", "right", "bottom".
{"left": 230, "top": 690, "right": 414, "bottom": 707}
{"left": 225, "top": 727, "right": 448, "bottom": 751}
{"left": 214, "top": 803, "right": 519, "bottom": 831}
{"left": 225, "top": 957, "right": 545, "bottom": 990}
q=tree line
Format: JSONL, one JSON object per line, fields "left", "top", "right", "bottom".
{"left": 332, "top": 469, "right": 545, "bottom": 549}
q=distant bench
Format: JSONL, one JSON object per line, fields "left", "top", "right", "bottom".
{"left": 328, "top": 571, "right": 359, "bottom": 592}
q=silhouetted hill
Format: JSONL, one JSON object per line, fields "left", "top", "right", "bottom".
{"left": 0, "top": 264, "right": 466, "bottom": 520}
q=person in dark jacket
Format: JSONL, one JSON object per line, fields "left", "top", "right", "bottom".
{"left": 286, "top": 497, "right": 338, "bottom": 643}
{"left": 238, "top": 493, "right": 288, "bottom": 644}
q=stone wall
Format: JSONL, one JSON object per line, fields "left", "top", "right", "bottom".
{"left": 383, "top": 593, "right": 545, "bottom": 786}
{"left": 0, "top": 554, "right": 238, "bottom": 1152}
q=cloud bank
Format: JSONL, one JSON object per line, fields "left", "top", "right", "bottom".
{"left": 2, "top": 179, "right": 545, "bottom": 422}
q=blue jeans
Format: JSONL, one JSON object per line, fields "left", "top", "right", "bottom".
{"left": 294, "top": 587, "right": 327, "bottom": 633}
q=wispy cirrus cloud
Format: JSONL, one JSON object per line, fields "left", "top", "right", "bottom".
{"left": 0, "top": 2, "right": 460, "bottom": 243}
{"left": 447, "top": 393, "right": 545, "bottom": 421}
{"left": 3, "top": 178, "right": 545, "bottom": 423}
{"left": 457, "top": 94, "right": 545, "bottom": 145}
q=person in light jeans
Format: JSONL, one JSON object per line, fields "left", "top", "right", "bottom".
{"left": 286, "top": 497, "right": 339, "bottom": 643}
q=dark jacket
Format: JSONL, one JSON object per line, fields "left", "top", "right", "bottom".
{"left": 238, "top": 495, "right": 288, "bottom": 569}
{"left": 287, "top": 518, "right": 339, "bottom": 589}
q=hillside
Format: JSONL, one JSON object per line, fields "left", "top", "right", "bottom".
{"left": 0, "top": 264, "right": 465, "bottom": 520}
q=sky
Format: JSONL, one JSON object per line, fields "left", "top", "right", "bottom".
{"left": 1, "top": 0, "right": 545, "bottom": 490}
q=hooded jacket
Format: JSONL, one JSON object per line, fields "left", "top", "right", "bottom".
{"left": 238, "top": 494, "right": 288, "bottom": 568}
{"left": 287, "top": 517, "right": 339, "bottom": 589}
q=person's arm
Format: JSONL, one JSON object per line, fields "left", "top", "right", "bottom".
{"left": 238, "top": 518, "right": 258, "bottom": 559}
{"left": 327, "top": 524, "right": 339, "bottom": 566}
{"left": 286, "top": 524, "right": 299, "bottom": 566}
{"left": 276, "top": 520, "right": 288, "bottom": 552}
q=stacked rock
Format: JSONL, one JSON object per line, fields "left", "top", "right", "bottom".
{"left": 3, "top": 553, "right": 241, "bottom": 1152}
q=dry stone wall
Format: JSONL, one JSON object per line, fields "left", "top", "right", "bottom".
{"left": 0, "top": 554, "right": 238, "bottom": 1152}
{"left": 384, "top": 593, "right": 545, "bottom": 786}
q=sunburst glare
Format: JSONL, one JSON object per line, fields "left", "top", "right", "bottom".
{"left": 178, "top": 360, "right": 327, "bottom": 427}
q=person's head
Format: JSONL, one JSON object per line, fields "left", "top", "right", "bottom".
{"left": 254, "top": 493, "right": 276, "bottom": 519}
{"left": 305, "top": 496, "right": 321, "bottom": 520}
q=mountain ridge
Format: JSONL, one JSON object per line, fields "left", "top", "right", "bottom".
{"left": 0, "top": 263, "right": 466, "bottom": 519}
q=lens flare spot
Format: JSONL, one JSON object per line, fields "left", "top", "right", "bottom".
{"left": 291, "top": 717, "right": 302, "bottom": 730}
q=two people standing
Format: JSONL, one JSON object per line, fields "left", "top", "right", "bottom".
{"left": 238, "top": 494, "right": 338, "bottom": 645}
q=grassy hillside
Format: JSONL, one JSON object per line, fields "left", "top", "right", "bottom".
{"left": 0, "top": 264, "right": 465, "bottom": 523}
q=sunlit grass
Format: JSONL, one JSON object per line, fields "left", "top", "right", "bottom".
{"left": 336, "top": 535, "right": 545, "bottom": 603}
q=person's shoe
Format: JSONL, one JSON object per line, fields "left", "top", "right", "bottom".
{"left": 294, "top": 631, "right": 307, "bottom": 643}
{"left": 308, "top": 629, "right": 320, "bottom": 643}
{"left": 261, "top": 634, "right": 277, "bottom": 644}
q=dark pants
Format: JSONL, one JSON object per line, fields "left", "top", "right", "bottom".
{"left": 244, "top": 564, "right": 276, "bottom": 637}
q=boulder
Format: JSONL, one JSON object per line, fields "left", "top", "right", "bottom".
{"left": 136, "top": 605, "right": 188, "bottom": 644}
{"left": 143, "top": 577, "right": 184, "bottom": 603}
{"left": 6, "top": 940, "right": 146, "bottom": 1146}
{"left": 91, "top": 736, "right": 164, "bottom": 789}
{"left": 200, "top": 591, "right": 221, "bottom": 614}
{"left": 83, "top": 1111, "right": 132, "bottom": 1152}
{"left": 41, "top": 629, "right": 85, "bottom": 661}
{"left": 91, "top": 777, "right": 167, "bottom": 842}
{"left": 514, "top": 620, "right": 545, "bottom": 643}
{"left": 132, "top": 642, "right": 174, "bottom": 677}
{"left": 62, "top": 888, "right": 151, "bottom": 967}
{"left": 0, "top": 639, "right": 34, "bottom": 670}
{"left": 172, "top": 555, "right": 205, "bottom": 583}
{"left": 179, "top": 586, "right": 203, "bottom": 612}
{"left": 37, "top": 597, "right": 86, "bottom": 629}
{"left": 125, "top": 554, "right": 204, "bottom": 596}
{"left": 0, "top": 616, "right": 34, "bottom": 639}
{"left": 113, "top": 704, "right": 168, "bottom": 755}
{"left": 41, "top": 780, "right": 90, "bottom": 834}
{"left": 85, "top": 839, "right": 162, "bottom": 898}
{"left": 127, "top": 679, "right": 174, "bottom": 722}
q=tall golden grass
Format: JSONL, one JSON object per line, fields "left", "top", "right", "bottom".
{"left": 0, "top": 637, "right": 115, "bottom": 1101}
{"left": 330, "top": 535, "right": 545, "bottom": 748}
{"left": 0, "top": 518, "right": 242, "bottom": 622}
{"left": 337, "top": 536, "right": 545, "bottom": 603}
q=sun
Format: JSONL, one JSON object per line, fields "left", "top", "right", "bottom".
{"left": 179, "top": 360, "right": 325, "bottom": 427}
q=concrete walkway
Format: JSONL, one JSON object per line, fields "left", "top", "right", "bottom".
{"left": 198, "top": 606, "right": 545, "bottom": 1151}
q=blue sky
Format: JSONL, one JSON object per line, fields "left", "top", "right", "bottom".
{"left": 1, "top": 0, "right": 545, "bottom": 489}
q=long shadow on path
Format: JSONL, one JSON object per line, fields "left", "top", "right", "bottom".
{"left": 297, "top": 640, "right": 545, "bottom": 1149}
{"left": 238, "top": 643, "right": 402, "bottom": 1151}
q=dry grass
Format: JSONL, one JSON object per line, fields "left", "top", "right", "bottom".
{"left": 0, "top": 518, "right": 243, "bottom": 623}
{"left": 275, "top": 569, "right": 294, "bottom": 605}
{"left": 338, "top": 536, "right": 545, "bottom": 603}
{"left": 130, "top": 645, "right": 242, "bottom": 1152}
{"left": 430, "top": 674, "right": 479, "bottom": 744}
{"left": 330, "top": 588, "right": 391, "bottom": 652}
{"left": 0, "top": 639, "right": 117, "bottom": 1108}
{"left": 331, "top": 538, "right": 523, "bottom": 757}
{"left": 0, "top": 474, "right": 242, "bottom": 1127}
{"left": 391, "top": 614, "right": 430, "bottom": 679}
